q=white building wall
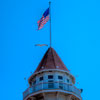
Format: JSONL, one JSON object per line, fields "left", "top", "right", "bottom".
{"left": 44, "top": 93, "right": 73, "bottom": 100}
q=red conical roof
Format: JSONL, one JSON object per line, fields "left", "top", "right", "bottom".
{"left": 35, "top": 47, "right": 69, "bottom": 73}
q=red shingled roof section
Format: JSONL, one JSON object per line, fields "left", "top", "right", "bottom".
{"left": 34, "top": 47, "right": 69, "bottom": 73}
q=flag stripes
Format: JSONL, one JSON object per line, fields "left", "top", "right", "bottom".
{"left": 37, "top": 8, "right": 49, "bottom": 30}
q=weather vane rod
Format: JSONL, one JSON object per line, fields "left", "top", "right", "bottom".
{"left": 49, "top": 1, "right": 51, "bottom": 47}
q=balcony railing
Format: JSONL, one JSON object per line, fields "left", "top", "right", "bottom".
{"left": 23, "top": 82, "right": 81, "bottom": 99}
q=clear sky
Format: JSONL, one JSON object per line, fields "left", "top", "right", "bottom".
{"left": 0, "top": 0, "right": 100, "bottom": 100}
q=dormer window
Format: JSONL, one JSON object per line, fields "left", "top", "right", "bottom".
{"left": 58, "top": 76, "right": 63, "bottom": 80}
{"left": 40, "top": 76, "right": 43, "bottom": 81}
{"left": 48, "top": 75, "right": 53, "bottom": 79}
{"left": 41, "top": 66, "right": 44, "bottom": 69}
{"left": 56, "top": 66, "right": 59, "bottom": 68}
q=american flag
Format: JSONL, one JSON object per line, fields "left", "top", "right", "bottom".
{"left": 37, "top": 8, "right": 49, "bottom": 30}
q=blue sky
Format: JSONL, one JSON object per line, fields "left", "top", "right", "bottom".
{"left": 0, "top": 0, "right": 100, "bottom": 100}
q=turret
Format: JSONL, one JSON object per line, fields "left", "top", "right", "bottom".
{"left": 23, "top": 47, "right": 82, "bottom": 100}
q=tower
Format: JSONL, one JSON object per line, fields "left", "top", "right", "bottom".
{"left": 23, "top": 47, "right": 82, "bottom": 100}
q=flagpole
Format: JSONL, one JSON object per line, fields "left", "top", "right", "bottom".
{"left": 49, "top": 1, "right": 51, "bottom": 47}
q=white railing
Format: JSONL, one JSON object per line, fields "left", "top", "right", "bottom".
{"left": 23, "top": 82, "right": 81, "bottom": 99}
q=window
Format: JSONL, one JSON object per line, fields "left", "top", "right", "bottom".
{"left": 58, "top": 76, "right": 63, "bottom": 80}
{"left": 48, "top": 75, "right": 53, "bottom": 79}
{"left": 67, "top": 79, "right": 69, "bottom": 83}
{"left": 40, "top": 76, "right": 43, "bottom": 81}
{"left": 48, "top": 80, "right": 54, "bottom": 88}
{"left": 59, "top": 81, "right": 63, "bottom": 89}
{"left": 33, "top": 80, "right": 36, "bottom": 84}
{"left": 32, "top": 80, "right": 36, "bottom": 85}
